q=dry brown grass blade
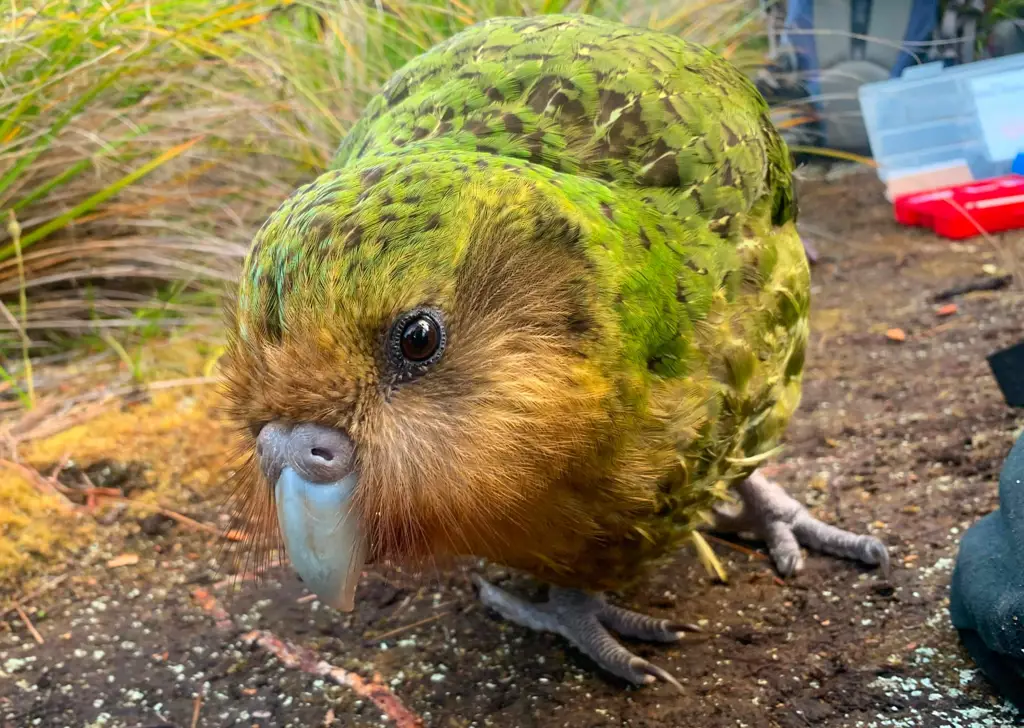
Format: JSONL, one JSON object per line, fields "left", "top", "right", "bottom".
{"left": 0, "top": 457, "right": 79, "bottom": 511}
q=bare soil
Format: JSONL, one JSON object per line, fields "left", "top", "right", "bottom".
{"left": 2, "top": 169, "right": 1024, "bottom": 728}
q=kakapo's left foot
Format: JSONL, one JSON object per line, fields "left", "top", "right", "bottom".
{"left": 472, "top": 575, "right": 698, "bottom": 690}
{"left": 713, "top": 471, "right": 890, "bottom": 577}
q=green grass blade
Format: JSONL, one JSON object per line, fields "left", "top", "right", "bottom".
{"left": 0, "top": 136, "right": 204, "bottom": 261}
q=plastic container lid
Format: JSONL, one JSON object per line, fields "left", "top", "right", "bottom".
{"left": 859, "top": 54, "right": 1024, "bottom": 183}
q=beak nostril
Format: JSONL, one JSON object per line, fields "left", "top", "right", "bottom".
{"left": 273, "top": 423, "right": 353, "bottom": 483}
{"left": 310, "top": 447, "right": 334, "bottom": 462}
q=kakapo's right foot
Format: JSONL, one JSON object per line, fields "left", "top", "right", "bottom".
{"left": 713, "top": 470, "right": 890, "bottom": 577}
{"left": 472, "top": 575, "right": 699, "bottom": 690}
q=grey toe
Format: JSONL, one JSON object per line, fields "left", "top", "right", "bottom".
{"left": 473, "top": 578, "right": 686, "bottom": 690}
{"left": 598, "top": 602, "right": 689, "bottom": 642}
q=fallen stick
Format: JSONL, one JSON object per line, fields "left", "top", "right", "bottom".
{"left": 0, "top": 574, "right": 68, "bottom": 619}
{"left": 191, "top": 588, "right": 424, "bottom": 728}
{"left": 126, "top": 501, "right": 224, "bottom": 537}
{"left": 702, "top": 533, "right": 770, "bottom": 561}
{"left": 241, "top": 630, "right": 424, "bottom": 728}
{"left": 369, "top": 611, "right": 451, "bottom": 644}
{"left": 15, "top": 604, "right": 44, "bottom": 644}
{"left": 930, "top": 274, "right": 1013, "bottom": 302}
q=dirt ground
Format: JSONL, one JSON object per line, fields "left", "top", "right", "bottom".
{"left": 3, "top": 168, "right": 1024, "bottom": 728}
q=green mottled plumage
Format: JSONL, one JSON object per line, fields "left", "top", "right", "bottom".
{"left": 229, "top": 14, "right": 810, "bottom": 591}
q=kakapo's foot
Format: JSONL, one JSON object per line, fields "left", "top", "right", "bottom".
{"left": 713, "top": 471, "right": 890, "bottom": 577}
{"left": 471, "top": 575, "right": 698, "bottom": 690}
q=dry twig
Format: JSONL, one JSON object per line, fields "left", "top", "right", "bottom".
{"left": 15, "top": 604, "right": 44, "bottom": 644}
{"left": 0, "top": 458, "right": 78, "bottom": 512}
{"left": 1, "top": 574, "right": 68, "bottom": 619}
{"left": 191, "top": 587, "right": 424, "bottom": 727}
{"left": 368, "top": 611, "right": 451, "bottom": 644}
{"left": 702, "top": 532, "right": 770, "bottom": 561}
{"left": 242, "top": 630, "right": 425, "bottom": 728}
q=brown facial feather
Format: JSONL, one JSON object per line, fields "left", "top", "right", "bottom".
{"left": 219, "top": 180, "right": 669, "bottom": 590}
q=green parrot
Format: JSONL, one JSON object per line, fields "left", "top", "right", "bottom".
{"left": 221, "top": 14, "right": 889, "bottom": 689}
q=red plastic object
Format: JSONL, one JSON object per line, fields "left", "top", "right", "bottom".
{"left": 893, "top": 174, "right": 1024, "bottom": 240}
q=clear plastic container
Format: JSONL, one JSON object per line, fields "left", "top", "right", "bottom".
{"left": 858, "top": 53, "right": 1024, "bottom": 183}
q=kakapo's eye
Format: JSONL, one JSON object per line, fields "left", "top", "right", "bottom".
{"left": 388, "top": 307, "right": 447, "bottom": 374}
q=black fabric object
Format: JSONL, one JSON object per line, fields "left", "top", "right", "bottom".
{"left": 950, "top": 431, "right": 1024, "bottom": 711}
{"left": 956, "top": 630, "right": 1024, "bottom": 710}
{"left": 989, "top": 340, "right": 1024, "bottom": 408}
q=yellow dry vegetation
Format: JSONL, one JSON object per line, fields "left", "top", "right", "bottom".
{"left": 0, "top": 469, "right": 96, "bottom": 593}
{"left": 0, "top": 342, "right": 246, "bottom": 595}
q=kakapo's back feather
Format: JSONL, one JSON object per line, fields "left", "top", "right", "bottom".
{"left": 230, "top": 14, "right": 809, "bottom": 591}
{"left": 334, "top": 14, "right": 795, "bottom": 230}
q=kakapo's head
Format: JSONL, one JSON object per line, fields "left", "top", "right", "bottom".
{"left": 221, "top": 157, "right": 645, "bottom": 609}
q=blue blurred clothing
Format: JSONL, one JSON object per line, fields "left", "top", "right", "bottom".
{"left": 781, "top": 0, "right": 941, "bottom": 102}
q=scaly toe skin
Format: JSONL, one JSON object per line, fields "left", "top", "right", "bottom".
{"left": 598, "top": 602, "right": 697, "bottom": 642}
{"left": 731, "top": 472, "right": 891, "bottom": 578}
{"left": 790, "top": 511, "right": 892, "bottom": 575}
{"left": 763, "top": 520, "right": 805, "bottom": 577}
{"left": 471, "top": 574, "right": 561, "bottom": 634}
{"left": 472, "top": 576, "right": 686, "bottom": 690}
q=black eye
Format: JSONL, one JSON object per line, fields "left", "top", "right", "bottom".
{"left": 401, "top": 316, "right": 440, "bottom": 362}
{"left": 388, "top": 307, "right": 447, "bottom": 377}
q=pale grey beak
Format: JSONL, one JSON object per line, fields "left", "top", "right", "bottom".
{"left": 257, "top": 422, "right": 367, "bottom": 612}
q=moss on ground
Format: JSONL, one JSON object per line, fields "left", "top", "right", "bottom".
{"left": 1, "top": 341, "right": 244, "bottom": 596}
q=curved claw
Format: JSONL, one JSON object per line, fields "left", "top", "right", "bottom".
{"left": 863, "top": 537, "right": 892, "bottom": 578}
{"left": 473, "top": 577, "right": 688, "bottom": 691}
{"left": 671, "top": 621, "right": 703, "bottom": 634}
{"left": 765, "top": 520, "right": 805, "bottom": 577}
{"left": 629, "top": 656, "right": 684, "bottom": 692}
